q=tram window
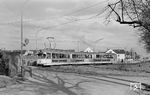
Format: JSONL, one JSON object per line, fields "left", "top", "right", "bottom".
{"left": 43, "top": 54, "right": 46, "bottom": 58}
{"left": 47, "top": 53, "right": 51, "bottom": 58}
{"left": 52, "top": 53, "right": 56, "bottom": 58}
{"left": 37, "top": 52, "right": 46, "bottom": 58}
{"left": 85, "top": 55, "right": 88, "bottom": 58}
{"left": 96, "top": 55, "right": 101, "bottom": 58}
{"left": 90, "top": 55, "right": 92, "bottom": 58}
{"left": 72, "top": 54, "right": 79, "bottom": 58}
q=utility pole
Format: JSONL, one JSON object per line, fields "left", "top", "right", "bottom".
{"left": 77, "top": 40, "right": 80, "bottom": 52}
{"left": 35, "top": 33, "right": 38, "bottom": 51}
{"left": 35, "top": 33, "right": 40, "bottom": 51}
{"left": 35, "top": 30, "right": 41, "bottom": 51}
{"left": 46, "top": 37, "right": 51, "bottom": 49}
{"left": 20, "top": 10, "right": 24, "bottom": 78}
{"left": 21, "top": 12, "right": 23, "bottom": 59}
{"left": 130, "top": 48, "right": 135, "bottom": 60}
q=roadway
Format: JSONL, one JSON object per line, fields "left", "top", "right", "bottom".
{"left": 0, "top": 66, "right": 149, "bottom": 95}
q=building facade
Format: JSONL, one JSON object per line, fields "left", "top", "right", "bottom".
{"left": 106, "top": 49, "right": 125, "bottom": 62}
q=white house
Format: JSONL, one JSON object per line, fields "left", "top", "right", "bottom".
{"left": 106, "top": 49, "right": 125, "bottom": 62}
{"left": 84, "top": 47, "right": 94, "bottom": 52}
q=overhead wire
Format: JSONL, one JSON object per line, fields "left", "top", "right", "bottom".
{"left": 0, "top": 0, "right": 109, "bottom": 49}
{"left": 0, "top": 0, "right": 109, "bottom": 29}
{"left": 35, "top": 10, "right": 107, "bottom": 36}
{"left": 64, "top": 0, "right": 109, "bottom": 16}
{"left": 35, "top": 1, "right": 109, "bottom": 49}
{"left": 0, "top": 0, "right": 109, "bottom": 44}
{"left": 39, "top": 0, "right": 109, "bottom": 20}
{"left": 36, "top": 0, "right": 109, "bottom": 32}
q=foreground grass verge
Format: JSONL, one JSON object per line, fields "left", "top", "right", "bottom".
{"left": 36, "top": 63, "right": 150, "bottom": 77}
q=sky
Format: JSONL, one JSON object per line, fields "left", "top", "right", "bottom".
{"left": 0, "top": 0, "right": 148, "bottom": 56}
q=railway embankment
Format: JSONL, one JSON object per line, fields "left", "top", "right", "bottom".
{"left": 36, "top": 62, "right": 150, "bottom": 77}
{"left": 96, "top": 62, "right": 150, "bottom": 73}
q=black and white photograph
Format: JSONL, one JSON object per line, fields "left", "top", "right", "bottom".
{"left": 0, "top": 0, "right": 150, "bottom": 95}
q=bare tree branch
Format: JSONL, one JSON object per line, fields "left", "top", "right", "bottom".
{"left": 106, "top": 0, "right": 150, "bottom": 52}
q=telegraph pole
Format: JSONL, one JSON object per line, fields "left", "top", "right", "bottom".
{"left": 21, "top": 11, "right": 23, "bottom": 57}
{"left": 35, "top": 30, "right": 42, "bottom": 51}
{"left": 77, "top": 40, "right": 80, "bottom": 52}
{"left": 20, "top": 10, "right": 24, "bottom": 77}
{"left": 35, "top": 31, "right": 38, "bottom": 51}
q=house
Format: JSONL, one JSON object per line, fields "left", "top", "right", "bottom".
{"left": 84, "top": 47, "right": 94, "bottom": 52}
{"left": 106, "top": 49, "right": 125, "bottom": 62}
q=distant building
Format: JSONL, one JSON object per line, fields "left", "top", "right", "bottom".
{"left": 125, "top": 50, "right": 140, "bottom": 61}
{"left": 106, "top": 49, "right": 125, "bottom": 62}
{"left": 84, "top": 47, "right": 94, "bottom": 52}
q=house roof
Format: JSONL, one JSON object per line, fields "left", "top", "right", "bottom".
{"left": 113, "top": 49, "right": 125, "bottom": 54}
{"left": 84, "top": 47, "right": 93, "bottom": 52}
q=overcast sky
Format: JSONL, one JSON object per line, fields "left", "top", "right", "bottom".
{"left": 0, "top": 0, "right": 148, "bottom": 56}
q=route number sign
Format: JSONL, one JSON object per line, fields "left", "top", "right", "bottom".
{"left": 130, "top": 82, "right": 141, "bottom": 91}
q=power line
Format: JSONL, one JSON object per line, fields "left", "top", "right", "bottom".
{"left": 35, "top": 7, "right": 107, "bottom": 33}
{"left": 41, "top": 0, "right": 109, "bottom": 20}
{"left": 35, "top": 3, "right": 108, "bottom": 31}
{"left": 31, "top": 0, "right": 109, "bottom": 30}
{"left": 0, "top": 0, "right": 108, "bottom": 26}
{"left": 64, "top": 0, "right": 109, "bottom": 16}
{"left": 0, "top": 0, "right": 109, "bottom": 34}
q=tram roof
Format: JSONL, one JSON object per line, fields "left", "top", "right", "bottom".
{"left": 41, "top": 48, "right": 75, "bottom": 53}
{"left": 41, "top": 48, "right": 114, "bottom": 55}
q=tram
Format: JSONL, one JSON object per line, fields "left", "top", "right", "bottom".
{"left": 36, "top": 49, "right": 116, "bottom": 66}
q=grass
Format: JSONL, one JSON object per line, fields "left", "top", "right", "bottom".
{"left": 35, "top": 62, "right": 150, "bottom": 78}
{"left": 0, "top": 75, "right": 17, "bottom": 88}
{"left": 97, "top": 62, "right": 150, "bottom": 72}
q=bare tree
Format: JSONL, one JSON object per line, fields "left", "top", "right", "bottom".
{"left": 106, "top": 0, "right": 150, "bottom": 52}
